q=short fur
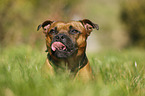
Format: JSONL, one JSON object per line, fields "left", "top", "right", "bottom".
{"left": 37, "top": 19, "right": 99, "bottom": 80}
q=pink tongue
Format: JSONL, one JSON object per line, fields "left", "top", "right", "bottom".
{"left": 51, "top": 42, "right": 66, "bottom": 51}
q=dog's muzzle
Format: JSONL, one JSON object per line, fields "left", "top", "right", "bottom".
{"left": 51, "top": 34, "right": 77, "bottom": 58}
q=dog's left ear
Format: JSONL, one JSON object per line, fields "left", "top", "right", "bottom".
{"left": 80, "top": 19, "right": 99, "bottom": 35}
{"left": 37, "top": 20, "right": 54, "bottom": 34}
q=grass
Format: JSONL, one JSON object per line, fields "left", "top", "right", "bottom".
{"left": 0, "top": 45, "right": 145, "bottom": 96}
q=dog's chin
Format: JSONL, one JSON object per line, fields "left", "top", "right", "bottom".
{"left": 51, "top": 49, "right": 76, "bottom": 59}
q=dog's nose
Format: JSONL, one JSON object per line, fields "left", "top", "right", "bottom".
{"left": 55, "top": 35, "right": 64, "bottom": 40}
{"left": 54, "top": 34, "right": 66, "bottom": 41}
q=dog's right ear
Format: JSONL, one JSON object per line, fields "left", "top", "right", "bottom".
{"left": 37, "top": 20, "right": 54, "bottom": 34}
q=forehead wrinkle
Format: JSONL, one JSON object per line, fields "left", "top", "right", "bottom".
{"left": 53, "top": 22, "right": 69, "bottom": 31}
{"left": 50, "top": 21, "right": 85, "bottom": 32}
{"left": 68, "top": 21, "right": 85, "bottom": 32}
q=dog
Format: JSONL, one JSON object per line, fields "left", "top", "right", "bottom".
{"left": 37, "top": 19, "right": 99, "bottom": 80}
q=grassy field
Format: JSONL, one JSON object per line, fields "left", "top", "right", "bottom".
{"left": 0, "top": 45, "right": 145, "bottom": 96}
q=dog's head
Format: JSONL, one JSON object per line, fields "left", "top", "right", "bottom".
{"left": 37, "top": 19, "right": 99, "bottom": 59}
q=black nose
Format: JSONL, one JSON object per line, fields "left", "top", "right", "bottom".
{"left": 54, "top": 34, "right": 66, "bottom": 41}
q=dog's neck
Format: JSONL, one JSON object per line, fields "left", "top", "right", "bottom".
{"left": 47, "top": 52, "right": 88, "bottom": 73}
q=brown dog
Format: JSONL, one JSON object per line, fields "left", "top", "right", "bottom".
{"left": 37, "top": 19, "right": 99, "bottom": 80}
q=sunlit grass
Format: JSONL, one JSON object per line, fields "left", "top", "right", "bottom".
{"left": 0, "top": 45, "right": 145, "bottom": 96}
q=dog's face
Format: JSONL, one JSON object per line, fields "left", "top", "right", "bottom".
{"left": 37, "top": 19, "right": 99, "bottom": 59}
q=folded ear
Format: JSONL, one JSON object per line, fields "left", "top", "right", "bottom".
{"left": 37, "top": 20, "right": 54, "bottom": 34}
{"left": 79, "top": 19, "right": 99, "bottom": 35}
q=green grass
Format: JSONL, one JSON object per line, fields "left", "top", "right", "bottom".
{"left": 0, "top": 45, "right": 145, "bottom": 96}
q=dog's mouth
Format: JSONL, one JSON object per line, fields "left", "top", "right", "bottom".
{"left": 51, "top": 41, "right": 76, "bottom": 58}
{"left": 51, "top": 42, "right": 67, "bottom": 51}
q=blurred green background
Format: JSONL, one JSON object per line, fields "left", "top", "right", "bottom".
{"left": 1, "top": 0, "right": 145, "bottom": 96}
{"left": 1, "top": 0, "right": 145, "bottom": 51}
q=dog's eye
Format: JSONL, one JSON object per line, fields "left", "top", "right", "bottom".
{"left": 49, "top": 28, "right": 58, "bottom": 35}
{"left": 50, "top": 29, "right": 55, "bottom": 33}
{"left": 70, "top": 29, "right": 80, "bottom": 35}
